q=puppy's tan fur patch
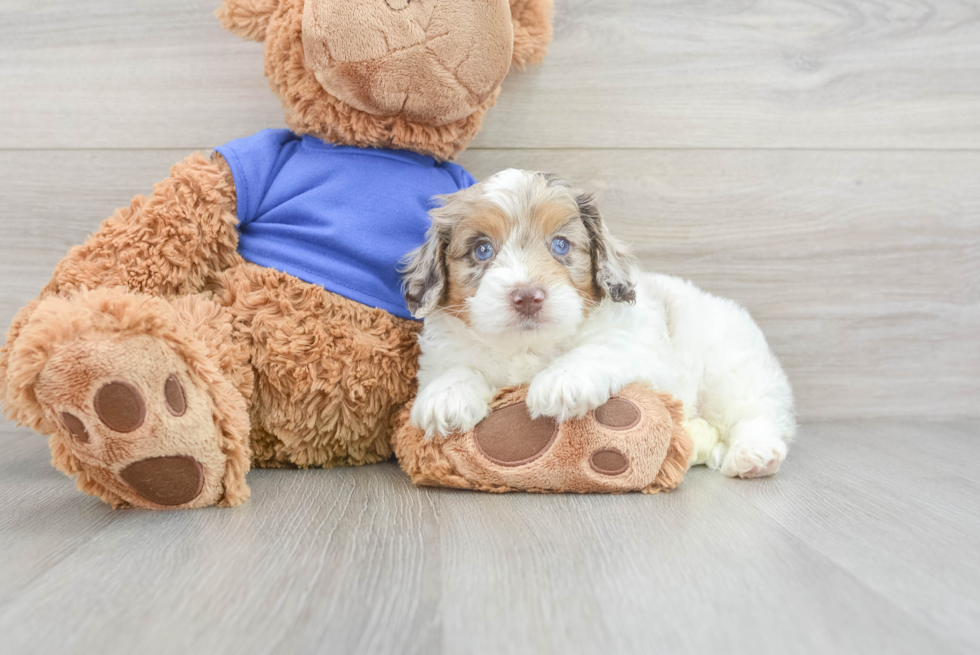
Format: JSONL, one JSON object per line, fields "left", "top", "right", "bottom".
{"left": 441, "top": 189, "right": 598, "bottom": 325}
{"left": 401, "top": 170, "right": 635, "bottom": 325}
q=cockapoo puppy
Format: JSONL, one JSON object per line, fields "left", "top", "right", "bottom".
{"left": 401, "top": 170, "right": 796, "bottom": 477}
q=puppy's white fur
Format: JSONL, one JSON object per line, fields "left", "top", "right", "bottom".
{"left": 405, "top": 170, "right": 796, "bottom": 478}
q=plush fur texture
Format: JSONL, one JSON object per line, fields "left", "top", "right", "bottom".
{"left": 3, "top": 288, "right": 253, "bottom": 509}
{"left": 206, "top": 263, "right": 421, "bottom": 470}
{"left": 302, "top": 0, "right": 514, "bottom": 126}
{"left": 216, "top": 0, "right": 280, "bottom": 41}
{"left": 42, "top": 153, "right": 240, "bottom": 299}
{"left": 252, "top": 0, "right": 553, "bottom": 160}
{"left": 0, "top": 0, "right": 555, "bottom": 509}
{"left": 404, "top": 170, "right": 797, "bottom": 478}
{"left": 393, "top": 383, "right": 693, "bottom": 494}
{"left": 509, "top": 0, "right": 554, "bottom": 68}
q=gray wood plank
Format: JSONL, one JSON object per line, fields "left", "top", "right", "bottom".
{"left": 2, "top": 0, "right": 980, "bottom": 150}
{"left": 431, "top": 472, "right": 964, "bottom": 655}
{"left": 0, "top": 420, "right": 977, "bottom": 654}
{"left": 0, "top": 423, "right": 443, "bottom": 655}
{"left": 0, "top": 427, "right": 118, "bottom": 608}
{"left": 735, "top": 421, "right": 980, "bottom": 652}
{"left": 2, "top": 149, "right": 977, "bottom": 420}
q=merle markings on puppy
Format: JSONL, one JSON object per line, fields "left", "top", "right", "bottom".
{"left": 401, "top": 170, "right": 796, "bottom": 478}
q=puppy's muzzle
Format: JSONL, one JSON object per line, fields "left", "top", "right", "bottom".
{"left": 511, "top": 285, "right": 546, "bottom": 317}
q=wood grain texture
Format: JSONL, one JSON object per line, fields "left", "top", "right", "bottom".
{"left": 1, "top": 420, "right": 978, "bottom": 654}
{"left": 2, "top": 149, "right": 977, "bottom": 420}
{"left": 2, "top": 0, "right": 980, "bottom": 149}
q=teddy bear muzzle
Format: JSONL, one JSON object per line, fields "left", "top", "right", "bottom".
{"left": 301, "top": 0, "right": 515, "bottom": 125}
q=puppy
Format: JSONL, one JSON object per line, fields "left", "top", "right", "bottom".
{"left": 401, "top": 170, "right": 796, "bottom": 477}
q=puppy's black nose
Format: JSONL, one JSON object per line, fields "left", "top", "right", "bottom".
{"left": 511, "top": 285, "right": 546, "bottom": 317}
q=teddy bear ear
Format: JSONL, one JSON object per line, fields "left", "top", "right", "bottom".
{"left": 216, "top": 0, "right": 279, "bottom": 43}
{"left": 509, "top": 0, "right": 555, "bottom": 69}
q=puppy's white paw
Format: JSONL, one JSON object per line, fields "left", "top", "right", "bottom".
{"left": 411, "top": 373, "right": 492, "bottom": 439}
{"left": 720, "top": 434, "right": 787, "bottom": 478}
{"left": 526, "top": 367, "right": 611, "bottom": 422}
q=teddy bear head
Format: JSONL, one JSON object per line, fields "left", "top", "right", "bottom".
{"left": 217, "top": 0, "right": 554, "bottom": 160}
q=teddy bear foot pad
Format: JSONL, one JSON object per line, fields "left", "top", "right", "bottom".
{"left": 474, "top": 400, "right": 638, "bottom": 476}
{"left": 393, "top": 383, "right": 693, "bottom": 494}
{"left": 33, "top": 327, "right": 233, "bottom": 509}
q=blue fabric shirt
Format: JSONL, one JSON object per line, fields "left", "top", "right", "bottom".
{"left": 215, "top": 129, "right": 476, "bottom": 319}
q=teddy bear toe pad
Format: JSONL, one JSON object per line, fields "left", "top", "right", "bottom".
{"left": 61, "top": 412, "right": 90, "bottom": 443}
{"left": 593, "top": 398, "right": 641, "bottom": 431}
{"left": 164, "top": 374, "right": 187, "bottom": 416}
{"left": 589, "top": 448, "right": 630, "bottom": 476}
{"left": 93, "top": 381, "right": 147, "bottom": 433}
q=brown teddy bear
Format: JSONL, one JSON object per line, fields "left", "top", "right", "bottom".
{"left": 0, "top": 0, "right": 691, "bottom": 509}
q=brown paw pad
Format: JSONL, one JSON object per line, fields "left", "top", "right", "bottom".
{"left": 119, "top": 455, "right": 205, "bottom": 507}
{"left": 93, "top": 381, "right": 146, "bottom": 433}
{"left": 590, "top": 448, "right": 630, "bottom": 476}
{"left": 61, "top": 412, "right": 89, "bottom": 443}
{"left": 164, "top": 374, "right": 186, "bottom": 417}
{"left": 474, "top": 403, "right": 558, "bottom": 466}
{"left": 593, "top": 397, "right": 641, "bottom": 430}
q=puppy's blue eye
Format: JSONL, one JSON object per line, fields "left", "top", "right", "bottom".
{"left": 551, "top": 237, "right": 570, "bottom": 256}
{"left": 475, "top": 243, "right": 495, "bottom": 261}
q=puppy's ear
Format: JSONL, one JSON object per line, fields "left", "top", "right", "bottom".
{"left": 216, "top": 0, "right": 278, "bottom": 42}
{"left": 577, "top": 193, "right": 637, "bottom": 303}
{"left": 510, "top": 0, "right": 554, "bottom": 68}
{"left": 401, "top": 213, "right": 450, "bottom": 318}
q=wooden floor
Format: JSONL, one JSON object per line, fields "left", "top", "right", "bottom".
{"left": 0, "top": 420, "right": 978, "bottom": 654}
{"left": 2, "top": 1, "right": 979, "bottom": 653}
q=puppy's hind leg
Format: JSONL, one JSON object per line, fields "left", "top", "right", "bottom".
{"left": 683, "top": 418, "right": 722, "bottom": 467}
{"left": 719, "top": 417, "right": 789, "bottom": 478}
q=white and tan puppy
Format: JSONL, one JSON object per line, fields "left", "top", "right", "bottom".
{"left": 401, "top": 170, "right": 796, "bottom": 477}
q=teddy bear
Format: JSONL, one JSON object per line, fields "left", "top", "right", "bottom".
{"left": 0, "top": 0, "right": 692, "bottom": 509}
{"left": 393, "top": 384, "right": 692, "bottom": 495}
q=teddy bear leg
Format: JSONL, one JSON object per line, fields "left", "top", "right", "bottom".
{"left": 393, "top": 384, "right": 693, "bottom": 494}
{"left": 206, "top": 262, "right": 421, "bottom": 470}
{"left": 0, "top": 287, "right": 253, "bottom": 509}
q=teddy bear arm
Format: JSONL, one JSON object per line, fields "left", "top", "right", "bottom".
{"left": 40, "top": 152, "right": 241, "bottom": 300}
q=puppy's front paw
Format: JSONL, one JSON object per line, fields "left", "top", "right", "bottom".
{"left": 411, "top": 374, "right": 492, "bottom": 439}
{"left": 526, "top": 367, "right": 612, "bottom": 422}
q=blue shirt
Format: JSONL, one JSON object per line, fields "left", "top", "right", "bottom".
{"left": 215, "top": 129, "right": 476, "bottom": 319}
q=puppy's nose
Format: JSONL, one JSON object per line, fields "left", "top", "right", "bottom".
{"left": 511, "top": 285, "right": 546, "bottom": 317}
